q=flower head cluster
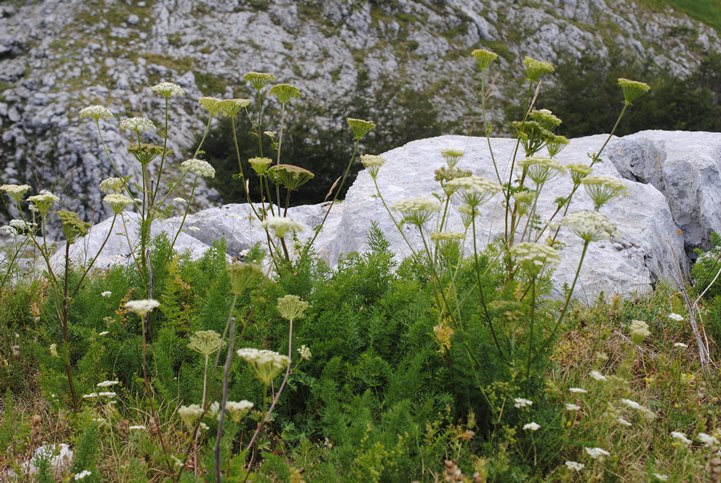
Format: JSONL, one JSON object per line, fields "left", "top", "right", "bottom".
{"left": 668, "top": 313, "right": 684, "bottom": 322}
{"left": 562, "top": 211, "right": 618, "bottom": 242}
{"left": 519, "top": 157, "right": 566, "bottom": 185}
{"left": 236, "top": 348, "right": 289, "bottom": 386}
{"left": 277, "top": 294, "right": 309, "bottom": 321}
{"left": 471, "top": 48, "right": 498, "bottom": 71}
{"left": 199, "top": 96, "right": 222, "bottom": 116}
{"left": 582, "top": 176, "right": 628, "bottom": 210}
{"left": 565, "top": 461, "right": 584, "bottom": 472}
{"left": 440, "top": 149, "right": 464, "bottom": 168}
{"left": 119, "top": 117, "right": 156, "bottom": 133}
{"left": 57, "top": 210, "right": 90, "bottom": 243}
{"left": 268, "top": 164, "right": 314, "bottom": 190}
{"left": 590, "top": 370, "right": 607, "bottom": 381}
{"left": 297, "top": 344, "right": 312, "bottom": 360}
{"left": 9, "top": 219, "right": 37, "bottom": 235}
{"left": 104, "top": 194, "right": 133, "bottom": 214}
{"left": 394, "top": 197, "right": 441, "bottom": 227}
{"left": 225, "top": 400, "right": 254, "bottom": 423}
{"left": 567, "top": 163, "right": 592, "bottom": 185}
{"left": 546, "top": 134, "right": 569, "bottom": 158}
{"left": 346, "top": 118, "right": 376, "bottom": 141}
{"left": 0, "top": 184, "right": 31, "bottom": 202}
{"left": 227, "top": 262, "right": 262, "bottom": 295}
{"left": 509, "top": 242, "right": 560, "bottom": 276}
{"left": 188, "top": 330, "right": 224, "bottom": 357}
{"left": 178, "top": 404, "right": 204, "bottom": 428}
{"left": 74, "top": 470, "right": 92, "bottom": 480}
{"left": 128, "top": 143, "right": 169, "bottom": 165}
{"left": 529, "top": 109, "right": 562, "bottom": 130}
{"left": 360, "top": 154, "right": 385, "bottom": 179}
{"left": 96, "top": 380, "right": 119, "bottom": 388}
{"left": 261, "top": 216, "right": 303, "bottom": 239}
{"left": 181, "top": 158, "right": 215, "bottom": 178}
{"left": 584, "top": 447, "right": 610, "bottom": 460}
{"left": 565, "top": 403, "right": 581, "bottom": 411}
{"left": 27, "top": 190, "right": 59, "bottom": 216}
{"left": 124, "top": 299, "right": 160, "bottom": 317}
{"left": 698, "top": 432, "right": 720, "bottom": 447}
{"left": 523, "top": 56, "right": 555, "bottom": 82}
{"left": 269, "top": 83, "right": 301, "bottom": 104}
{"left": 670, "top": 431, "right": 692, "bottom": 445}
{"left": 243, "top": 71, "right": 276, "bottom": 90}
{"left": 446, "top": 175, "right": 501, "bottom": 208}
{"left": 249, "top": 157, "right": 273, "bottom": 176}
{"left": 569, "top": 387, "right": 588, "bottom": 394}
{"left": 99, "top": 177, "right": 125, "bottom": 194}
{"left": 430, "top": 232, "right": 465, "bottom": 244}
{"left": 218, "top": 98, "right": 251, "bottom": 118}
{"left": 79, "top": 105, "right": 113, "bottom": 121}
{"left": 618, "top": 78, "right": 651, "bottom": 105}
{"left": 151, "top": 82, "right": 185, "bottom": 98}
{"left": 514, "top": 397, "right": 533, "bottom": 409}
{"left": 512, "top": 191, "right": 536, "bottom": 217}
{"left": 523, "top": 422, "right": 540, "bottom": 431}
{"left": 629, "top": 319, "right": 651, "bottom": 344}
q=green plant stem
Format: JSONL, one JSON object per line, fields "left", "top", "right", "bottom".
{"left": 151, "top": 98, "right": 170, "bottom": 204}
{"left": 526, "top": 274, "right": 537, "bottom": 380}
{"left": 61, "top": 241, "right": 79, "bottom": 412}
{"left": 95, "top": 121, "right": 136, "bottom": 201}
{"left": 480, "top": 72, "right": 502, "bottom": 185}
{"left": 371, "top": 176, "right": 416, "bottom": 256}
{"left": 0, "top": 235, "right": 30, "bottom": 291}
{"left": 418, "top": 224, "right": 457, "bottom": 326}
{"left": 215, "top": 294, "right": 238, "bottom": 483}
{"left": 304, "top": 139, "right": 360, "bottom": 252}
{"left": 170, "top": 177, "right": 198, "bottom": 251}
{"left": 471, "top": 215, "right": 507, "bottom": 362}
{"left": 70, "top": 215, "right": 118, "bottom": 299}
{"left": 533, "top": 240, "right": 589, "bottom": 364}
{"left": 275, "top": 103, "right": 286, "bottom": 210}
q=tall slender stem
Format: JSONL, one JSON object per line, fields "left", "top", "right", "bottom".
{"left": 215, "top": 294, "right": 238, "bottom": 482}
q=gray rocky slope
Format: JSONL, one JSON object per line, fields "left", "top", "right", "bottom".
{"left": 50, "top": 130, "right": 721, "bottom": 300}
{"left": 1, "top": 0, "right": 720, "bottom": 228}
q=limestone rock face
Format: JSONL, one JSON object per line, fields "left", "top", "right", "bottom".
{"left": 331, "top": 134, "right": 687, "bottom": 300}
{"left": 1, "top": 0, "right": 719, "bottom": 231}
{"left": 608, "top": 131, "right": 721, "bottom": 258}
{"left": 55, "top": 132, "right": 717, "bottom": 301}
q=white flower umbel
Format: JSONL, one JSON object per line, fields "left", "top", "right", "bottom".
{"left": 673, "top": 342, "right": 688, "bottom": 348}
{"left": 74, "top": 470, "right": 92, "bottom": 480}
{"left": 670, "top": 431, "right": 692, "bottom": 445}
{"left": 446, "top": 175, "right": 501, "bottom": 208}
{"left": 582, "top": 176, "right": 628, "bottom": 210}
{"left": 652, "top": 473, "right": 668, "bottom": 482}
{"left": 27, "top": 190, "right": 59, "bottom": 215}
{"left": 119, "top": 116, "right": 156, "bottom": 133}
{"left": 0, "top": 184, "right": 31, "bottom": 201}
{"left": 584, "top": 447, "right": 610, "bottom": 460}
{"left": 360, "top": 154, "right": 386, "bottom": 179}
{"left": 393, "top": 197, "right": 441, "bottom": 227}
{"left": 181, "top": 158, "right": 215, "bottom": 178}
{"left": 589, "top": 370, "right": 607, "bottom": 381}
{"left": 261, "top": 216, "right": 303, "bottom": 239}
{"left": 562, "top": 211, "right": 619, "bottom": 242}
{"left": 79, "top": 105, "right": 113, "bottom": 121}
{"left": 510, "top": 242, "right": 560, "bottom": 276}
{"left": 178, "top": 404, "right": 204, "bottom": 428}
{"left": 565, "top": 403, "right": 581, "bottom": 411}
{"left": 697, "top": 432, "right": 720, "bottom": 447}
{"left": 514, "top": 397, "right": 533, "bottom": 409}
{"left": 151, "top": 82, "right": 185, "bottom": 98}
{"left": 96, "top": 380, "right": 119, "bottom": 388}
{"left": 565, "top": 461, "right": 584, "bottom": 471}
{"left": 569, "top": 387, "right": 588, "bottom": 394}
{"left": 523, "top": 422, "right": 540, "bottom": 431}
{"left": 236, "top": 348, "right": 290, "bottom": 386}
{"left": 668, "top": 313, "right": 684, "bottom": 322}
{"left": 225, "top": 400, "right": 254, "bottom": 423}
{"left": 297, "top": 344, "right": 312, "bottom": 360}
{"left": 124, "top": 299, "right": 160, "bottom": 317}
{"left": 99, "top": 177, "right": 125, "bottom": 194}
{"left": 629, "top": 319, "right": 651, "bottom": 343}
{"left": 518, "top": 157, "right": 566, "bottom": 185}
{"left": 104, "top": 194, "right": 134, "bottom": 214}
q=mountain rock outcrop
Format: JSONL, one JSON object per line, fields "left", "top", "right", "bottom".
{"left": 2, "top": 0, "right": 720, "bottom": 229}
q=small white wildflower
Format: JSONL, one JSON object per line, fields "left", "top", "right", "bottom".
{"left": 104, "top": 193, "right": 134, "bottom": 214}
{"left": 393, "top": 197, "right": 441, "bottom": 226}
{"left": 582, "top": 175, "right": 628, "bottom": 209}
{"left": 617, "top": 417, "right": 632, "bottom": 427}
{"left": 565, "top": 403, "right": 581, "bottom": 411}
{"left": 181, "top": 158, "right": 215, "bottom": 178}
{"left": 629, "top": 319, "right": 651, "bottom": 343}
{"left": 697, "top": 432, "right": 720, "bottom": 447}
{"left": 124, "top": 299, "right": 160, "bottom": 317}
{"left": 590, "top": 370, "right": 607, "bottom": 381}
{"left": 119, "top": 116, "right": 156, "bottom": 133}
{"left": 620, "top": 398, "right": 642, "bottom": 410}
{"left": 173, "top": 197, "right": 186, "bottom": 204}
{"left": 584, "top": 447, "right": 610, "bottom": 460}
{"left": 97, "top": 392, "right": 116, "bottom": 397}
{"left": 236, "top": 348, "right": 290, "bottom": 386}
{"left": 208, "top": 401, "right": 220, "bottom": 417}
{"left": 673, "top": 342, "right": 688, "bottom": 348}
{"left": 74, "top": 470, "right": 92, "bottom": 480}
{"left": 49, "top": 343, "right": 58, "bottom": 357}
{"left": 101, "top": 291, "right": 112, "bottom": 298}
{"left": 446, "top": 175, "right": 502, "bottom": 208}
{"left": 653, "top": 474, "right": 668, "bottom": 482}
{"left": 523, "top": 422, "right": 540, "bottom": 431}
{"left": 510, "top": 242, "right": 560, "bottom": 275}
{"left": 0, "top": 184, "right": 31, "bottom": 200}
{"left": 360, "top": 154, "right": 386, "bottom": 178}
{"left": 79, "top": 105, "right": 113, "bottom": 121}
{"left": 514, "top": 397, "right": 533, "bottom": 409}
{"left": 668, "top": 313, "right": 684, "bottom": 322}
{"left": 670, "top": 431, "right": 692, "bottom": 445}
{"left": 178, "top": 404, "right": 204, "bottom": 428}
{"left": 151, "top": 82, "right": 185, "bottom": 98}
{"left": 98, "top": 331, "right": 109, "bottom": 336}
{"left": 297, "top": 344, "right": 312, "bottom": 361}
{"left": 518, "top": 156, "right": 566, "bottom": 185}
{"left": 82, "top": 393, "right": 99, "bottom": 399}
{"left": 225, "top": 400, "right": 254, "bottom": 423}
{"left": 562, "top": 211, "right": 619, "bottom": 242}
{"left": 129, "top": 425, "right": 146, "bottom": 430}
{"left": 96, "top": 380, "right": 119, "bottom": 388}
{"left": 27, "top": 190, "right": 59, "bottom": 214}
{"left": 261, "top": 216, "right": 303, "bottom": 239}
{"left": 99, "top": 177, "right": 125, "bottom": 194}
{"left": 565, "top": 461, "right": 584, "bottom": 471}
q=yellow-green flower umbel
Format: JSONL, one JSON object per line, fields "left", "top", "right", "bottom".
{"left": 249, "top": 157, "right": 273, "bottom": 176}
{"left": 227, "top": 262, "right": 262, "bottom": 296}
{"left": 523, "top": 56, "right": 555, "bottom": 82}
{"left": 188, "top": 330, "right": 225, "bottom": 357}
{"left": 269, "top": 83, "right": 301, "bottom": 104}
{"left": 243, "top": 71, "right": 276, "bottom": 91}
{"left": 471, "top": 48, "right": 498, "bottom": 71}
{"left": 218, "top": 98, "right": 251, "bottom": 118}
{"left": 346, "top": 118, "right": 376, "bottom": 141}
{"left": 618, "top": 78, "right": 651, "bottom": 105}
{"left": 236, "top": 348, "right": 289, "bottom": 386}
{"left": 277, "top": 295, "right": 309, "bottom": 321}
{"left": 267, "top": 164, "right": 314, "bottom": 190}
{"left": 57, "top": 210, "right": 90, "bottom": 244}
